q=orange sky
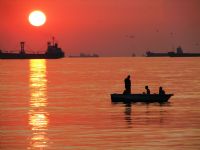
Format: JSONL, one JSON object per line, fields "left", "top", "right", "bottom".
{"left": 0, "top": 0, "right": 200, "bottom": 56}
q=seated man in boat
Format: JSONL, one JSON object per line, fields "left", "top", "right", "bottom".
{"left": 145, "top": 86, "right": 150, "bottom": 94}
{"left": 159, "top": 86, "right": 165, "bottom": 95}
{"left": 124, "top": 75, "right": 131, "bottom": 94}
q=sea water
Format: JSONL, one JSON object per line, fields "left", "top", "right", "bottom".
{"left": 0, "top": 57, "right": 200, "bottom": 150}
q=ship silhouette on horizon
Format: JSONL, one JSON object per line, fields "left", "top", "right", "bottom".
{"left": 146, "top": 46, "right": 200, "bottom": 57}
{"left": 0, "top": 37, "right": 65, "bottom": 59}
{"left": 69, "top": 53, "right": 99, "bottom": 58}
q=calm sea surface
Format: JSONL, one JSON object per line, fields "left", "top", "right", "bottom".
{"left": 0, "top": 57, "right": 200, "bottom": 150}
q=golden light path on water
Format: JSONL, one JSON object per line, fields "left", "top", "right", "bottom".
{"left": 28, "top": 59, "right": 49, "bottom": 149}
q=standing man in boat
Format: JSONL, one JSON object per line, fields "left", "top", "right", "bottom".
{"left": 124, "top": 75, "right": 131, "bottom": 94}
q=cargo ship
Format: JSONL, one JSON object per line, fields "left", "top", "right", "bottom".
{"left": 146, "top": 47, "right": 200, "bottom": 57}
{"left": 168, "top": 47, "right": 200, "bottom": 57}
{"left": 146, "top": 51, "right": 169, "bottom": 57}
{"left": 0, "top": 39, "right": 65, "bottom": 59}
{"left": 69, "top": 53, "right": 99, "bottom": 58}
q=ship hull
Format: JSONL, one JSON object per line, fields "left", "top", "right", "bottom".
{"left": 146, "top": 53, "right": 169, "bottom": 57}
{"left": 146, "top": 51, "right": 200, "bottom": 57}
{"left": 0, "top": 53, "right": 64, "bottom": 59}
{"left": 146, "top": 52, "right": 169, "bottom": 57}
{"left": 168, "top": 53, "right": 200, "bottom": 57}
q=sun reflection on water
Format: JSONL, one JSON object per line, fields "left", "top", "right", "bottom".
{"left": 28, "top": 59, "right": 49, "bottom": 149}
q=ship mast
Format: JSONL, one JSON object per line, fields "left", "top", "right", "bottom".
{"left": 52, "top": 36, "right": 55, "bottom": 46}
{"left": 20, "top": 42, "right": 25, "bottom": 54}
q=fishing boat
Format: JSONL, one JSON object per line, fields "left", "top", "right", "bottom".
{"left": 111, "top": 93, "right": 173, "bottom": 103}
{"left": 0, "top": 38, "right": 65, "bottom": 59}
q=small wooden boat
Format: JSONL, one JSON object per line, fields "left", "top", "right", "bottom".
{"left": 111, "top": 93, "right": 173, "bottom": 103}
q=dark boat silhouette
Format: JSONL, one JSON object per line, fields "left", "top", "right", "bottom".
{"left": 168, "top": 47, "right": 200, "bottom": 57}
{"left": 69, "top": 53, "right": 99, "bottom": 58}
{"left": 111, "top": 93, "right": 173, "bottom": 103}
{"left": 146, "top": 47, "right": 200, "bottom": 57}
{"left": 146, "top": 51, "right": 169, "bottom": 57}
{"left": 0, "top": 38, "right": 65, "bottom": 59}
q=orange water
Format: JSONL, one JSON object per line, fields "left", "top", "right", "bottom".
{"left": 0, "top": 58, "right": 200, "bottom": 150}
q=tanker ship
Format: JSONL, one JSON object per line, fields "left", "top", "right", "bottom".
{"left": 146, "top": 47, "right": 200, "bottom": 57}
{"left": 0, "top": 38, "right": 65, "bottom": 59}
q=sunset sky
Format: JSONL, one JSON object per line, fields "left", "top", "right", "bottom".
{"left": 0, "top": 0, "right": 200, "bottom": 56}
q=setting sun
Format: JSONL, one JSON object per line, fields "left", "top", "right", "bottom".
{"left": 28, "top": 10, "right": 46, "bottom": 27}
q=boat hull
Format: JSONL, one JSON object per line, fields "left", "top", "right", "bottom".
{"left": 146, "top": 52, "right": 169, "bottom": 57}
{"left": 0, "top": 53, "right": 65, "bottom": 59}
{"left": 168, "top": 53, "right": 200, "bottom": 57}
{"left": 111, "top": 94, "right": 173, "bottom": 103}
{"left": 146, "top": 51, "right": 200, "bottom": 57}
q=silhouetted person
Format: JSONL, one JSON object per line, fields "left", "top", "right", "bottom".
{"left": 124, "top": 75, "right": 131, "bottom": 94}
{"left": 145, "top": 86, "right": 150, "bottom": 94}
{"left": 159, "top": 87, "right": 165, "bottom": 95}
